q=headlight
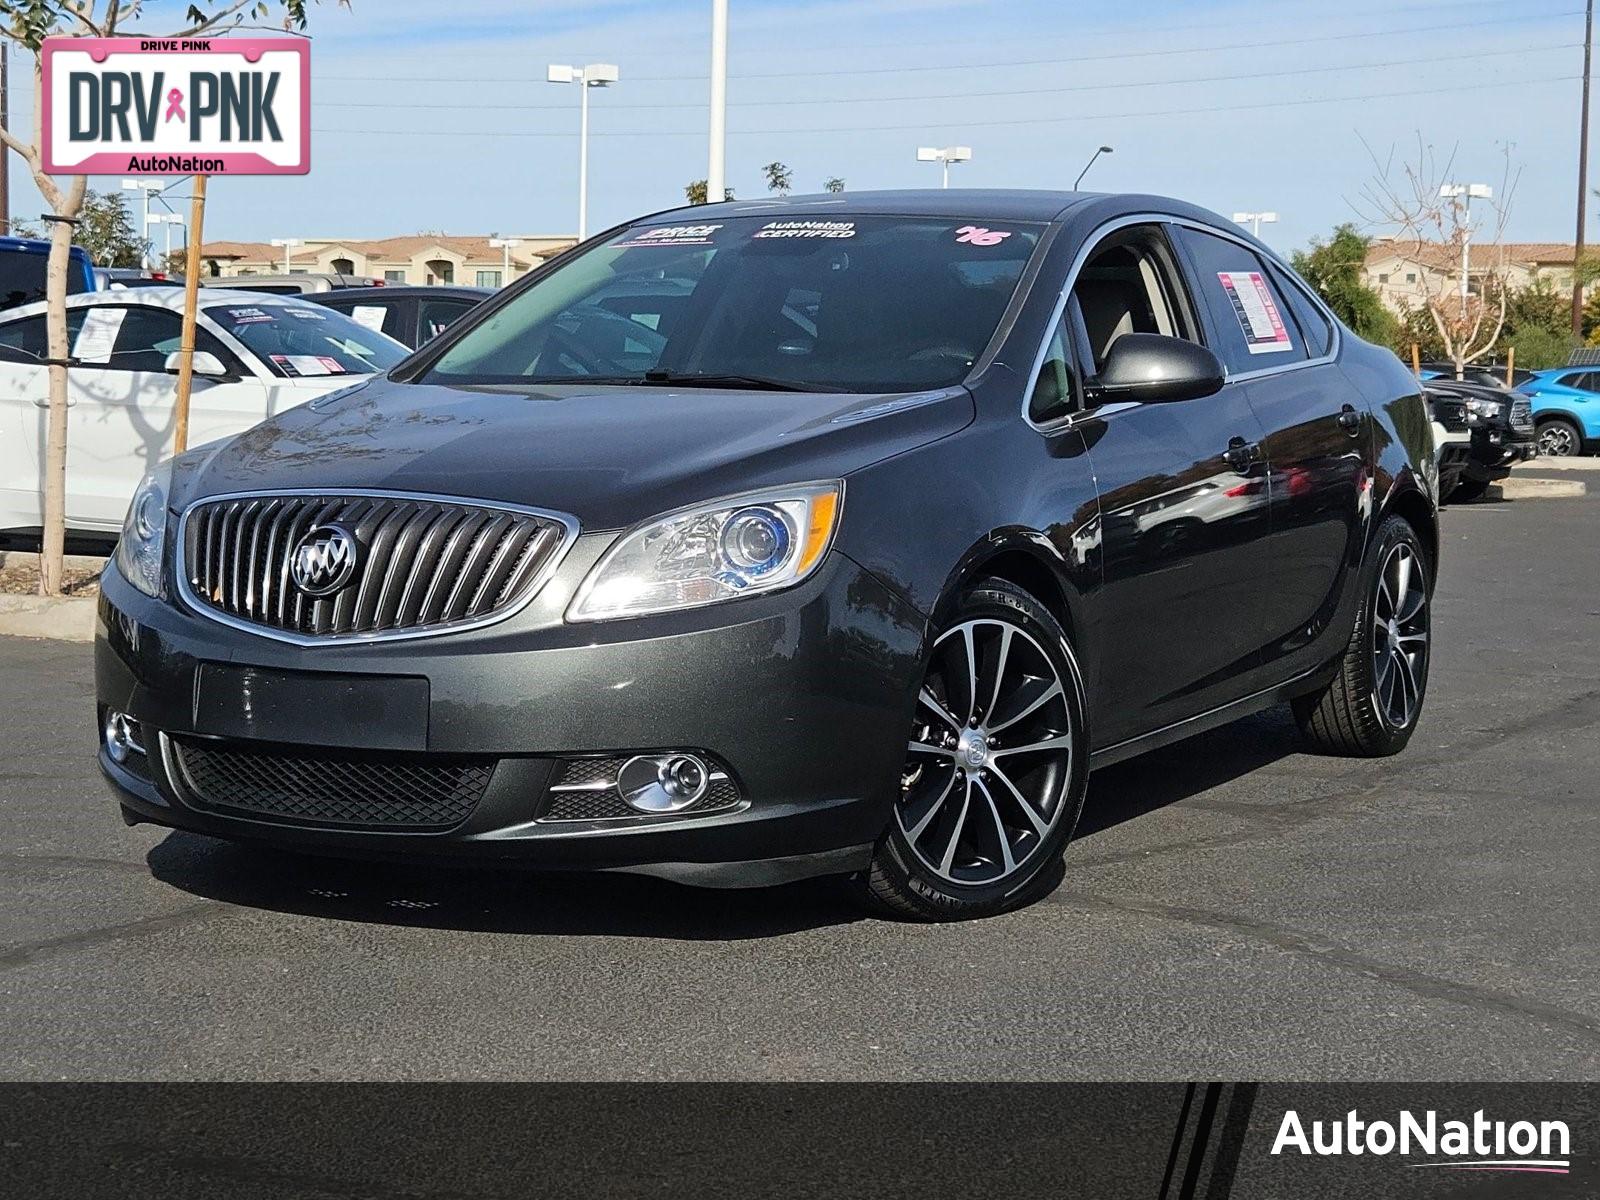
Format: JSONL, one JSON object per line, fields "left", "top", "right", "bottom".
{"left": 568, "top": 482, "right": 842, "bottom": 621}
{"left": 1463, "top": 397, "right": 1501, "bottom": 423}
{"left": 114, "top": 464, "right": 171, "bottom": 598}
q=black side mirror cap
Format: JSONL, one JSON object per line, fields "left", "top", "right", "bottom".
{"left": 1094, "top": 333, "right": 1226, "bottom": 404}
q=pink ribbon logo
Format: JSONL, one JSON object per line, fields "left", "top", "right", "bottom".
{"left": 164, "top": 88, "right": 185, "bottom": 123}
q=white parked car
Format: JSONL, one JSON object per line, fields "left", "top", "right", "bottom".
{"left": 0, "top": 288, "right": 408, "bottom": 537}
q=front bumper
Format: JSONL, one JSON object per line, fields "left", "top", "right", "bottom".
{"left": 1465, "top": 424, "right": 1538, "bottom": 480}
{"left": 95, "top": 547, "right": 926, "bottom": 887}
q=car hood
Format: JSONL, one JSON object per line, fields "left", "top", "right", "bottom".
{"left": 176, "top": 377, "right": 974, "bottom": 531}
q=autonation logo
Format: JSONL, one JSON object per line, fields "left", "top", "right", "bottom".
{"left": 1272, "top": 1109, "right": 1572, "bottom": 1175}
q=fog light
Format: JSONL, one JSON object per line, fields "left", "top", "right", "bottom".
{"left": 616, "top": 752, "right": 711, "bottom": 813}
{"left": 103, "top": 711, "right": 144, "bottom": 764}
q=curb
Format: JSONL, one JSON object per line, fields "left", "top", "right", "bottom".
{"left": 0, "top": 594, "right": 97, "bottom": 643}
{"left": 1510, "top": 457, "right": 1600, "bottom": 472}
{"left": 1488, "top": 477, "right": 1588, "bottom": 501}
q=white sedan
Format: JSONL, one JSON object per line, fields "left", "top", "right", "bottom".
{"left": 0, "top": 287, "right": 408, "bottom": 537}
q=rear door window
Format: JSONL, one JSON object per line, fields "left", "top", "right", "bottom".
{"left": 1175, "top": 226, "right": 1308, "bottom": 374}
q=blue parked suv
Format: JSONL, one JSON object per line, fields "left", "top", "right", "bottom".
{"left": 1521, "top": 368, "right": 1600, "bottom": 457}
{"left": 0, "top": 236, "right": 96, "bottom": 309}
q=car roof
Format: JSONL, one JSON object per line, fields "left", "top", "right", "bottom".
{"left": 633, "top": 188, "right": 1108, "bottom": 225}
{"left": 0, "top": 286, "right": 323, "bottom": 320}
{"left": 316, "top": 285, "right": 494, "bottom": 301}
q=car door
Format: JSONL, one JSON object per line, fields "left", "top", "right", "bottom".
{"left": 54, "top": 304, "right": 277, "bottom": 531}
{"left": 1052, "top": 221, "right": 1275, "bottom": 747}
{"left": 0, "top": 311, "right": 52, "bottom": 530}
{"left": 1170, "top": 224, "right": 1370, "bottom": 684}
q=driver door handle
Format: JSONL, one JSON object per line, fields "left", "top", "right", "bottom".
{"left": 1224, "top": 436, "right": 1262, "bottom": 471}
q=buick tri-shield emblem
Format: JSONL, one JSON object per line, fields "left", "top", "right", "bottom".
{"left": 289, "top": 523, "right": 358, "bottom": 596}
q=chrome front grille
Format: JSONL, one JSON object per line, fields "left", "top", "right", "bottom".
{"left": 1510, "top": 398, "right": 1534, "bottom": 430}
{"left": 178, "top": 491, "right": 576, "bottom": 643}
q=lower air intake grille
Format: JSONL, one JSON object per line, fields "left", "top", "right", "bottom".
{"left": 166, "top": 736, "right": 495, "bottom": 830}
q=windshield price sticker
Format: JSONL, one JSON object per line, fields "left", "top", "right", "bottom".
{"left": 41, "top": 36, "right": 309, "bottom": 176}
{"left": 1217, "top": 271, "right": 1292, "bottom": 354}
{"left": 955, "top": 225, "right": 1013, "bottom": 246}
{"left": 754, "top": 220, "right": 856, "bottom": 240}
{"left": 617, "top": 224, "right": 723, "bottom": 248}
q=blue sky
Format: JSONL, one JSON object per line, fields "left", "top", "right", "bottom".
{"left": 5, "top": 0, "right": 1591, "bottom": 254}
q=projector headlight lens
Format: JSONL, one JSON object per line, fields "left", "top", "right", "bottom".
{"left": 568, "top": 482, "right": 841, "bottom": 621}
{"left": 115, "top": 463, "right": 171, "bottom": 598}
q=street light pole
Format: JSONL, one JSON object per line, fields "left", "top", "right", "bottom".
{"left": 708, "top": 0, "right": 728, "bottom": 205}
{"left": 1440, "top": 183, "right": 1493, "bottom": 316}
{"left": 549, "top": 63, "right": 620, "bottom": 241}
{"left": 489, "top": 236, "right": 521, "bottom": 286}
{"left": 270, "top": 236, "right": 303, "bottom": 274}
{"left": 1232, "top": 211, "right": 1278, "bottom": 238}
{"left": 122, "top": 179, "right": 162, "bottom": 268}
{"left": 916, "top": 145, "right": 971, "bottom": 188}
{"left": 1073, "top": 146, "right": 1113, "bottom": 190}
{"left": 1575, "top": 0, "right": 1594, "bottom": 338}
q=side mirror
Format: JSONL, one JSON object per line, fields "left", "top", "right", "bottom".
{"left": 164, "top": 350, "right": 230, "bottom": 378}
{"left": 1095, "top": 333, "right": 1225, "bottom": 404}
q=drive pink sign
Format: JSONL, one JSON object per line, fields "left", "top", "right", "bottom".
{"left": 41, "top": 37, "right": 309, "bottom": 176}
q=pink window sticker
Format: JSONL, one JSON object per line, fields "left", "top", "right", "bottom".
{"left": 316, "top": 356, "right": 347, "bottom": 374}
{"left": 955, "top": 226, "right": 1012, "bottom": 247}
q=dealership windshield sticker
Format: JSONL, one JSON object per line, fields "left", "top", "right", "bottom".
{"left": 754, "top": 220, "right": 856, "bottom": 239}
{"left": 41, "top": 37, "right": 309, "bottom": 176}
{"left": 616, "top": 224, "right": 723, "bottom": 248}
{"left": 225, "top": 307, "right": 274, "bottom": 324}
{"left": 1217, "top": 271, "right": 1292, "bottom": 354}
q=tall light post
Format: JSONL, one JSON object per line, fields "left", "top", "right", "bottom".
{"left": 147, "top": 213, "right": 184, "bottom": 272}
{"left": 708, "top": 0, "right": 728, "bottom": 205}
{"left": 270, "top": 237, "right": 304, "bottom": 274}
{"left": 1439, "top": 183, "right": 1493, "bottom": 313}
{"left": 916, "top": 145, "right": 971, "bottom": 188}
{"left": 489, "top": 236, "right": 521, "bottom": 286}
{"left": 1074, "top": 145, "right": 1113, "bottom": 190}
{"left": 548, "top": 63, "right": 620, "bottom": 241}
{"left": 1232, "top": 211, "right": 1278, "bottom": 238}
{"left": 122, "top": 179, "right": 162, "bottom": 268}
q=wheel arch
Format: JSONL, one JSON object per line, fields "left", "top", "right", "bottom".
{"left": 935, "top": 532, "right": 1083, "bottom": 646}
{"left": 1377, "top": 483, "right": 1438, "bottom": 589}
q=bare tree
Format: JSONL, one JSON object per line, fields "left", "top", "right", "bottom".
{"left": 0, "top": 0, "right": 342, "bottom": 596}
{"left": 823, "top": 176, "right": 844, "bottom": 194}
{"left": 1355, "top": 135, "right": 1521, "bottom": 379}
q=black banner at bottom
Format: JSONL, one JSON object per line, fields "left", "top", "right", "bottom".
{"left": 1, "top": 1083, "right": 1594, "bottom": 1198}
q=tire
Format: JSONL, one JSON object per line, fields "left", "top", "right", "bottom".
{"left": 866, "top": 578, "right": 1089, "bottom": 921}
{"left": 1447, "top": 478, "right": 1489, "bottom": 503}
{"left": 1537, "top": 416, "right": 1584, "bottom": 458}
{"left": 1293, "top": 515, "right": 1431, "bottom": 757}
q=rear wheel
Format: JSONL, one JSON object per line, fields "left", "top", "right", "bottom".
{"left": 1537, "top": 416, "right": 1583, "bottom": 458}
{"left": 1293, "top": 515, "right": 1431, "bottom": 757}
{"left": 866, "top": 578, "right": 1088, "bottom": 921}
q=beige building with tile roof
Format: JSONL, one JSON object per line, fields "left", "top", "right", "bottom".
{"left": 196, "top": 233, "right": 578, "bottom": 286}
{"left": 1363, "top": 238, "right": 1587, "bottom": 313}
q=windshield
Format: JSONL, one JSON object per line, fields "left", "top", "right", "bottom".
{"left": 421, "top": 215, "right": 1044, "bottom": 393}
{"left": 205, "top": 298, "right": 408, "bottom": 377}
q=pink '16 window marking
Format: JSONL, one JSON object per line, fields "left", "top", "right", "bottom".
{"left": 955, "top": 226, "right": 1012, "bottom": 246}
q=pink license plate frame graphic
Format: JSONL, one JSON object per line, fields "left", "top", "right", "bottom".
{"left": 41, "top": 37, "right": 310, "bottom": 176}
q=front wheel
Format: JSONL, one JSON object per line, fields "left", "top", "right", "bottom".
{"left": 1293, "top": 515, "right": 1431, "bottom": 757}
{"left": 866, "top": 578, "right": 1089, "bottom": 921}
{"left": 1537, "top": 416, "right": 1584, "bottom": 458}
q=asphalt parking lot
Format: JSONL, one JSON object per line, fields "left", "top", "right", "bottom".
{"left": 1, "top": 481, "right": 1597, "bottom": 1082}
